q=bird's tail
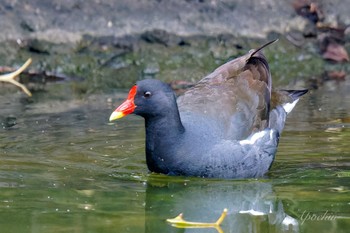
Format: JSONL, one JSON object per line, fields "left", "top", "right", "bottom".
{"left": 269, "top": 89, "right": 308, "bottom": 133}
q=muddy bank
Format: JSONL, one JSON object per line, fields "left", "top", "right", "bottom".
{"left": 0, "top": 0, "right": 349, "bottom": 96}
{"left": 1, "top": 0, "right": 349, "bottom": 43}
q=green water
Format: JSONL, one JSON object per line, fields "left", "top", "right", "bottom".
{"left": 0, "top": 80, "right": 349, "bottom": 233}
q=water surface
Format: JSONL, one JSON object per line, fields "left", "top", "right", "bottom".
{"left": 0, "top": 80, "right": 349, "bottom": 233}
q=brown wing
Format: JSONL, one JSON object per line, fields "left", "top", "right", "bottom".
{"left": 177, "top": 40, "right": 276, "bottom": 140}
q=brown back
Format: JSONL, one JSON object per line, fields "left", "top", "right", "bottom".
{"left": 177, "top": 41, "right": 276, "bottom": 140}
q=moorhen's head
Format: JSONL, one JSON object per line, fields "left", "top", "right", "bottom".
{"left": 109, "top": 79, "right": 177, "bottom": 121}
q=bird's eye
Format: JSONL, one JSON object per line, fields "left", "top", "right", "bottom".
{"left": 143, "top": 91, "right": 152, "bottom": 98}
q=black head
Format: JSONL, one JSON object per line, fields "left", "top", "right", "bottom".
{"left": 109, "top": 79, "right": 178, "bottom": 120}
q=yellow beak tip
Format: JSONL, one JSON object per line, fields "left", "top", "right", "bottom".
{"left": 109, "top": 111, "right": 125, "bottom": 121}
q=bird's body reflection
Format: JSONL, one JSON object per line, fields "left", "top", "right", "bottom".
{"left": 145, "top": 177, "right": 299, "bottom": 233}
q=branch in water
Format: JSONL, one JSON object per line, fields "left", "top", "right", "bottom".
{"left": 166, "top": 208, "right": 227, "bottom": 233}
{"left": 0, "top": 59, "right": 32, "bottom": 96}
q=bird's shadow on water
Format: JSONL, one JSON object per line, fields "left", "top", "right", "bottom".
{"left": 144, "top": 175, "right": 299, "bottom": 233}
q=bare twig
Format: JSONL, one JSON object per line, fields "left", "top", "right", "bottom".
{"left": 167, "top": 208, "right": 227, "bottom": 233}
{"left": 0, "top": 58, "right": 32, "bottom": 96}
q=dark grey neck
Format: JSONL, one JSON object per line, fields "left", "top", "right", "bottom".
{"left": 144, "top": 108, "right": 185, "bottom": 174}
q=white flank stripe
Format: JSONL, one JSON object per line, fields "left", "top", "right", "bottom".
{"left": 239, "top": 130, "right": 268, "bottom": 145}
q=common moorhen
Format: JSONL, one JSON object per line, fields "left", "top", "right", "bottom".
{"left": 109, "top": 40, "right": 307, "bottom": 178}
